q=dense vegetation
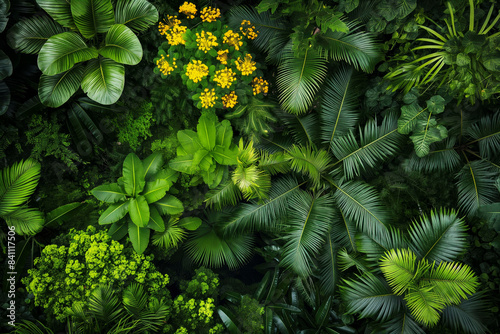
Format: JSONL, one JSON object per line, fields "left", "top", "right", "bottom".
{"left": 1, "top": 0, "right": 499, "bottom": 333}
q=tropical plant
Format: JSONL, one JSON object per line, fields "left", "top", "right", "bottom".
{"left": 340, "top": 209, "right": 486, "bottom": 333}
{"left": 0, "top": 0, "right": 12, "bottom": 116}
{"left": 92, "top": 152, "right": 187, "bottom": 254}
{"left": 385, "top": 0, "right": 500, "bottom": 103}
{"left": 6, "top": 0, "right": 159, "bottom": 107}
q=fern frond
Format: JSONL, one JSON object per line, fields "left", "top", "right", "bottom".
{"left": 258, "top": 151, "right": 291, "bottom": 175}
{"left": 204, "top": 180, "right": 242, "bottom": 210}
{"left": 287, "top": 145, "right": 332, "bottom": 189}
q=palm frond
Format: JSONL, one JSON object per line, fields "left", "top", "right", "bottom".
{"left": 256, "top": 132, "right": 296, "bottom": 153}
{"left": 340, "top": 273, "right": 402, "bottom": 322}
{"left": 337, "top": 248, "right": 373, "bottom": 273}
{"left": 287, "top": 145, "right": 331, "bottom": 189}
{"left": 315, "top": 23, "right": 381, "bottom": 73}
{"left": 456, "top": 159, "right": 499, "bottom": 216}
{"left": 408, "top": 208, "right": 468, "bottom": 263}
{"left": 332, "top": 180, "right": 390, "bottom": 240}
{"left": 279, "top": 111, "right": 320, "bottom": 146}
{"left": 281, "top": 191, "right": 334, "bottom": 277}
{"left": 403, "top": 137, "right": 461, "bottom": 173}
{"left": 87, "top": 285, "right": 123, "bottom": 324}
{"left": 204, "top": 180, "right": 242, "bottom": 210}
{"left": 4, "top": 206, "right": 44, "bottom": 235}
{"left": 276, "top": 47, "right": 328, "bottom": 114}
{"left": 123, "top": 283, "right": 148, "bottom": 317}
{"left": 466, "top": 111, "right": 500, "bottom": 159}
{"left": 330, "top": 115, "right": 403, "bottom": 179}
{"left": 258, "top": 151, "right": 291, "bottom": 175}
{"left": 151, "top": 217, "right": 187, "bottom": 249}
{"left": 380, "top": 248, "right": 417, "bottom": 295}
{"left": 11, "top": 320, "right": 55, "bottom": 334}
{"left": 232, "top": 165, "right": 271, "bottom": 200}
{"left": 318, "top": 232, "right": 339, "bottom": 295}
{"left": 222, "top": 176, "right": 302, "bottom": 234}
{"left": 330, "top": 207, "right": 358, "bottom": 252}
{"left": 441, "top": 292, "right": 489, "bottom": 334}
{"left": 404, "top": 287, "right": 444, "bottom": 327}
{"left": 379, "top": 312, "right": 426, "bottom": 334}
{"left": 356, "top": 227, "right": 407, "bottom": 263}
{"left": 185, "top": 217, "right": 254, "bottom": 270}
{"left": 0, "top": 158, "right": 40, "bottom": 216}
{"left": 319, "top": 66, "right": 360, "bottom": 144}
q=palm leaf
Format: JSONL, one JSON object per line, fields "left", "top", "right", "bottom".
{"left": 222, "top": 176, "right": 302, "bottom": 234}
{"left": 114, "top": 0, "right": 158, "bottom": 33}
{"left": 330, "top": 115, "right": 403, "bottom": 179}
{"left": 45, "top": 202, "right": 83, "bottom": 226}
{"left": 4, "top": 206, "right": 44, "bottom": 235}
{"left": 356, "top": 227, "right": 407, "bottom": 263}
{"left": 36, "top": 0, "right": 76, "bottom": 29}
{"left": 204, "top": 180, "right": 242, "bottom": 210}
{"left": 258, "top": 151, "right": 291, "bottom": 175}
{"left": 11, "top": 320, "right": 55, "bottom": 334}
{"left": 380, "top": 248, "right": 417, "bottom": 295}
{"left": 281, "top": 191, "right": 334, "bottom": 277}
{"left": 87, "top": 285, "right": 123, "bottom": 324}
{"left": 340, "top": 273, "right": 402, "bottom": 321}
{"left": 287, "top": 145, "right": 331, "bottom": 189}
{"left": 0, "top": 159, "right": 40, "bottom": 216}
{"left": 280, "top": 112, "right": 320, "bottom": 146}
{"left": 151, "top": 217, "right": 186, "bottom": 249}
{"left": 320, "top": 66, "right": 360, "bottom": 144}
{"left": 276, "top": 47, "right": 328, "bottom": 114}
{"left": 318, "top": 232, "right": 339, "bottom": 295}
{"left": 379, "top": 312, "right": 426, "bottom": 334}
{"left": 337, "top": 248, "right": 373, "bottom": 273}
{"left": 123, "top": 283, "right": 148, "bottom": 317}
{"left": 404, "top": 286, "right": 444, "bottom": 327}
{"left": 441, "top": 292, "right": 489, "bottom": 334}
{"left": 408, "top": 208, "right": 468, "bottom": 263}
{"left": 315, "top": 23, "right": 381, "bottom": 73}
{"left": 330, "top": 207, "right": 358, "bottom": 252}
{"left": 456, "top": 159, "right": 499, "bottom": 216}
{"left": 403, "top": 137, "right": 461, "bottom": 173}
{"left": 466, "top": 111, "right": 500, "bottom": 159}
{"left": 332, "top": 180, "right": 390, "bottom": 240}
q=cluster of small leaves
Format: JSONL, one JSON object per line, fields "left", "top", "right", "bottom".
{"left": 21, "top": 226, "right": 170, "bottom": 322}
{"left": 114, "top": 102, "right": 155, "bottom": 151}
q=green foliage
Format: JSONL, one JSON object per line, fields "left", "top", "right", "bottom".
{"left": 25, "top": 114, "right": 82, "bottom": 172}
{"left": 114, "top": 102, "right": 155, "bottom": 151}
{"left": 21, "top": 226, "right": 170, "bottom": 322}
{"left": 7, "top": 0, "right": 158, "bottom": 106}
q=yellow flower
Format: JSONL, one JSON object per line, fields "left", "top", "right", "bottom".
{"left": 196, "top": 31, "right": 218, "bottom": 53}
{"left": 240, "top": 20, "right": 259, "bottom": 40}
{"left": 156, "top": 54, "right": 177, "bottom": 76}
{"left": 217, "top": 49, "right": 229, "bottom": 65}
{"left": 186, "top": 60, "right": 209, "bottom": 83}
{"left": 179, "top": 2, "right": 197, "bottom": 19}
{"left": 222, "top": 92, "right": 238, "bottom": 108}
{"left": 252, "top": 77, "right": 268, "bottom": 95}
{"left": 213, "top": 68, "right": 236, "bottom": 89}
{"left": 165, "top": 25, "right": 187, "bottom": 45}
{"left": 200, "top": 6, "right": 221, "bottom": 22}
{"left": 223, "top": 30, "right": 243, "bottom": 51}
{"left": 236, "top": 54, "right": 256, "bottom": 75}
{"left": 200, "top": 88, "right": 218, "bottom": 108}
{"left": 158, "top": 16, "right": 181, "bottom": 35}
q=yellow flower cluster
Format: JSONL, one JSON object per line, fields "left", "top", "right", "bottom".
{"left": 156, "top": 54, "right": 177, "bottom": 75}
{"left": 213, "top": 68, "right": 236, "bottom": 89}
{"left": 240, "top": 20, "right": 258, "bottom": 40}
{"left": 200, "top": 6, "right": 221, "bottom": 22}
{"left": 179, "top": 2, "right": 197, "bottom": 19}
{"left": 223, "top": 30, "right": 243, "bottom": 51}
{"left": 200, "top": 88, "right": 218, "bottom": 108}
{"left": 186, "top": 60, "right": 209, "bottom": 83}
{"left": 236, "top": 54, "right": 256, "bottom": 75}
{"left": 158, "top": 15, "right": 186, "bottom": 46}
{"left": 252, "top": 77, "right": 268, "bottom": 95}
{"left": 217, "top": 49, "right": 229, "bottom": 65}
{"left": 196, "top": 31, "right": 218, "bottom": 53}
{"left": 222, "top": 91, "right": 238, "bottom": 108}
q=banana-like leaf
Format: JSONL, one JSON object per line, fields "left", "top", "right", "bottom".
{"left": 38, "top": 32, "right": 98, "bottom": 75}
{"left": 128, "top": 219, "right": 150, "bottom": 254}
{"left": 92, "top": 183, "right": 127, "bottom": 203}
{"left": 98, "top": 200, "right": 129, "bottom": 225}
{"left": 147, "top": 206, "right": 164, "bottom": 232}
{"left": 276, "top": 48, "right": 328, "bottom": 114}
{"left": 99, "top": 24, "right": 142, "bottom": 65}
{"left": 4, "top": 207, "right": 44, "bottom": 235}
{"left": 71, "top": 101, "right": 103, "bottom": 144}
{"left": 217, "top": 306, "right": 239, "bottom": 333}
{"left": 142, "top": 152, "right": 163, "bottom": 181}
{"left": 108, "top": 220, "right": 128, "bottom": 240}
{"left": 154, "top": 194, "right": 183, "bottom": 215}
{"left": 114, "top": 0, "right": 158, "bottom": 33}
{"left": 36, "top": 0, "right": 76, "bottom": 29}
{"left": 178, "top": 217, "right": 202, "bottom": 231}
{"left": 38, "top": 64, "right": 84, "bottom": 107}
{"left": 128, "top": 196, "right": 149, "bottom": 227}
{"left": 71, "top": 0, "right": 115, "bottom": 39}
{"left": 0, "top": 0, "right": 9, "bottom": 33}
{"left": 142, "top": 179, "right": 169, "bottom": 204}
{"left": 7, "top": 15, "right": 67, "bottom": 54}
{"left": 0, "top": 159, "right": 40, "bottom": 216}
{"left": 198, "top": 113, "right": 217, "bottom": 151}
{"left": 81, "top": 58, "right": 124, "bottom": 105}
{"left": 45, "top": 202, "right": 82, "bottom": 226}
{"left": 122, "top": 153, "right": 145, "bottom": 196}
{"left": 0, "top": 49, "right": 12, "bottom": 80}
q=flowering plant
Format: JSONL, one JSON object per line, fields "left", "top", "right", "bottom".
{"left": 153, "top": 2, "right": 268, "bottom": 112}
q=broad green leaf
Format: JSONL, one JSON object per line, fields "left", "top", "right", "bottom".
{"left": 155, "top": 194, "right": 184, "bottom": 215}
{"left": 99, "top": 200, "right": 129, "bottom": 225}
{"left": 142, "top": 152, "right": 163, "bottom": 181}
{"left": 426, "top": 95, "right": 446, "bottom": 114}
{"left": 99, "top": 24, "right": 142, "bottom": 65}
{"left": 128, "top": 219, "right": 150, "bottom": 254}
{"left": 128, "top": 196, "right": 149, "bottom": 227}
{"left": 92, "top": 183, "right": 127, "bottom": 203}
{"left": 38, "top": 32, "right": 98, "bottom": 75}
{"left": 154, "top": 168, "right": 179, "bottom": 187}
{"left": 193, "top": 149, "right": 213, "bottom": 171}
{"left": 0, "top": 0, "right": 9, "bottom": 33}
{"left": 169, "top": 154, "right": 194, "bottom": 174}
{"left": 36, "top": 0, "right": 76, "bottom": 29}
{"left": 178, "top": 130, "right": 202, "bottom": 154}
{"left": 216, "top": 120, "right": 233, "bottom": 148}
{"left": 108, "top": 220, "right": 128, "bottom": 240}
{"left": 7, "top": 15, "right": 67, "bottom": 54}
{"left": 0, "top": 159, "right": 40, "bottom": 216}
{"left": 114, "top": 0, "right": 158, "bottom": 33}
{"left": 0, "top": 49, "right": 12, "bottom": 80}
{"left": 4, "top": 207, "right": 44, "bottom": 235}
{"left": 197, "top": 113, "right": 217, "bottom": 150}
{"left": 212, "top": 145, "right": 238, "bottom": 165}
{"left": 71, "top": 0, "right": 115, "bottom": 39}
{"left": 178, "top": 217, "right": 202, "bottom": 231}
{"left": 81, "top": 58, "right": 125, "bottom": 105}
{"left": 142, "top": 179, "right": 169, "bottom": 204}
{"left": 122, "top": 153, "right": 145, "bottom": 196}
{"left": 0, "top": 81, "right": 8, "bottom": 115}
{"left": 147, "top": 206, "right": 164, "bottom": 232}
{"left": 398, "top": 102, "right": 427, "bottom": 134}
{"left": 38, "top": 64, "right": 84, "bottom": 108}
{"left": 45, "top": 202, "right": 82, "bottom": 226}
